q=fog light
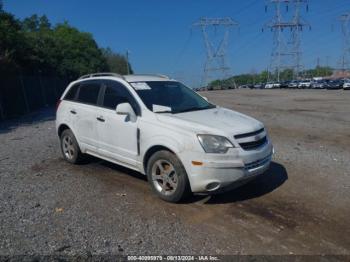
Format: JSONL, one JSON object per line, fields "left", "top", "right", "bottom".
{"left": 206, "top": 182, "right": 220, "bottom": 191}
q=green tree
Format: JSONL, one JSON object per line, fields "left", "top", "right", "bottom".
{"left": 22, "top": 15, "right": 51, "bottom": 32}
{"left": 258, "top": 70, "right": 269, "bottom": 83}
{"left": 22, "top": 14, "right": 40, "bottom": 32}
{"left": 1, "top": 10, "right": 112, "bottom": 77}
{"left": 50, "top": 22, "right": 108, "bottom": 78}
{"left": 0, "top": 11, "right": 27, "bottom": 73}
{"left": 102, "top": 48, "right": 133, "bottom": 75}
{"left": 279, "top": 69, "right": 294, "bottom": 81}
{"left": 39, "top": 15, "right": 51, "bottom": 31}
{"left": 303, "top": 66, "right": 333, "bottom": 78}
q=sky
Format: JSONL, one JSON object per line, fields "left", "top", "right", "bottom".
{"left": 4, "top": 0, "right": 350, "bottom": 87}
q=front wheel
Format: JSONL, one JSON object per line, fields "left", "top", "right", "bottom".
{"left": 146, "top": 150, "right": 191, "bottom": 203}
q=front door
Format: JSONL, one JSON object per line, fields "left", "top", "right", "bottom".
{"left": 96, "top": 80, "right": 141, "bottom": 168}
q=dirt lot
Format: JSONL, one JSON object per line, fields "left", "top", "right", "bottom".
{"left": 0, "top": 89, "right": 349, "bottom": 256}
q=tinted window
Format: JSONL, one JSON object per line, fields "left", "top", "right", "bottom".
{"left": 77, "top": 82, "right": 101, "bottom": 105}
{"left": 103, "top": 81, "right": 140, "bottom": 114}
{"left": 64, "top": 84, "right": 79, "bottom": 101}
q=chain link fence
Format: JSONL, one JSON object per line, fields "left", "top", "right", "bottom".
{"left": 0, "top": 75, "right": 70, "bottom": 120}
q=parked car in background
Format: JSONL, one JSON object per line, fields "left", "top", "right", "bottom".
{"left": 298, "top": 80, "right": 312, "bottom": 89}
{"left": 326, "top": 80, "right": 343, "bottom": 90}
{"left": 56, "top": 73, "right": 274, "bottom": 202}
{"left": 288, "top": 80, "right": 299, "bottom": 89}
{"left": 343, "top": 79, "right": 350, "bottom": 90}
{"left": 279, "top": 81, "right": 290, "bottom": 88}
{"left": 311, "top": 80, "right": 326, "bottom": 89}
{"left": 239, "top": 84, "right": 253, "bottom": 89}
{"left": 265, "top": 82, "right": 280, "bottom": 89}
{"left": 253, "top": 83, "right": 265, "bottom": 89}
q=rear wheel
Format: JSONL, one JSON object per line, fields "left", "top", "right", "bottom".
{"left": 60, "top": 129, "right": 84, "bottom": 164}
{"left": 146, "top": 150, "right": 191, "bottom": 203}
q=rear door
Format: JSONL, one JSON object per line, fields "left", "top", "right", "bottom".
{"left": 95, "top": 80, "right": 141, "bottom": 167}
{"left": 72, "top": 80, "right": 103, "bottom": 152}
{"left": 60, "top": 83, "right": 80, "bottom": 128}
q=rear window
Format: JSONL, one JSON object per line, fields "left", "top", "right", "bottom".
{"left": 64, "top": 84, "right": 79, "bottom": 101}
{"left": 77, "top": 82, "right": 101, "bottom": 105}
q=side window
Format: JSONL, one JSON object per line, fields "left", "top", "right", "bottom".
{"left": 77, "top": 81, "right": 101, "bottom": 105}
{"left": 64, "top": 84, "right": 79, "bottom": 101}
{"left": 103, "top": 81, "right": 140, "bottom": 115}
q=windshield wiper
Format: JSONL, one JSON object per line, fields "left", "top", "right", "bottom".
{"left": 175, "top": 105, "right": 216, "bottom": 114}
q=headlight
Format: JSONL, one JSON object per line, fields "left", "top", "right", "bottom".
{"left": 197, "top": 135, "right": 234, "bottom": 153}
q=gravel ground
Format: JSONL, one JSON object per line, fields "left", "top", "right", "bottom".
{"left": 0, "top": 89, "right": 349, "bottom": 256}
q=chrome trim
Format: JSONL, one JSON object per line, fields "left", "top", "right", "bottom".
{"left": 244, "top": 154, "right": 272, "bottom": 171}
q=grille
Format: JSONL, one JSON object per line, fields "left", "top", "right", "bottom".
{"left": 239, "top": 136, "right": 267, "bottom": 151}
{"left": 245, "top": 154, "right": 271, "bottom": 170}
{"left": 234, "top": 128, "right": 264, "bottom": 139}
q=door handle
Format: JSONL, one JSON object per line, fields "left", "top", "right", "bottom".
{"left": 70, "top": 110, "right": 77, "bottom": 115}
{"left": 96, "top": 116, "right": 105, "bottom": 122}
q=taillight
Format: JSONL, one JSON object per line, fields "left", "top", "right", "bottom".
{"left": 56, "top": 99, "right": 62, "bottom": 112}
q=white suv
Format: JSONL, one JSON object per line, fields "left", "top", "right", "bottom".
{"left": 56, "top": 73, "right": 273, "bottom": 202}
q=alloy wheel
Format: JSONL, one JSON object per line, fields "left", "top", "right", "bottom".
{"left": 151, "top": 160, "right": 178, "bottom": 196}
{"left": 62, "top": 135, "right": 75, "bottom": 160}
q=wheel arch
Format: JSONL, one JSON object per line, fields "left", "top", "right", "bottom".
{"left": 143, "top": 145, "right": 178, "bottom": 174}
{"left": 57, "top": 123, "right": 72, "bottom": 137}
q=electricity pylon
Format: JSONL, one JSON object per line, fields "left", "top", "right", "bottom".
{"left": 339, "top": 12, "right": 350, "bottom": 73}
{"left": 264, "top": 0, "right": 309, "bottom": 81}
{"left": 193, "top": 17, "right": 239, "bottom": 88}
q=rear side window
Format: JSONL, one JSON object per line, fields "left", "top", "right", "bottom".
{"left": 64, "top": 84, "right": 79, "bottom": 101}
{"left": 77, "top": 82, "right": 101, "bottom": 105}
{"left": 103, "top": 81, "right": 140, "bottom": 115}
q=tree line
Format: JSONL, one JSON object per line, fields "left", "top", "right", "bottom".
{"left": 209, "top": 67, "right": 334, "bottom": 88}
{"left": 0, "top": 5, "right": 132, "bottom": 79}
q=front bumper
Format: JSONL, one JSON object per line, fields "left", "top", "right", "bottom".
{"left": 179, "top": 141, "right": 274, "bottom": 193}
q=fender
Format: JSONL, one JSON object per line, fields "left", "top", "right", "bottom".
{"left": 140, "top": 135, "right": 185, "bottom": 174}
{"left": 57, "top": 123, "right": 85, "bottom": 152}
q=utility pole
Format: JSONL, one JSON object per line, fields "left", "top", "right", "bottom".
{"left": 125, "top": 50, "right": 130, "bottom": 75}
{"left": 193, "top": 17, "right": 239, "bottom": 88}
{"left": 264, "top": 0, "right": 310, "bottom": 81}
{"left": 0, "top": 0, "right": 3, "bottom": 119}
{"left": 339, "top": 12, "right": 350, "bottom": 74}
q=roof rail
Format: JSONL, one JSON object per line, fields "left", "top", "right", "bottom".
{"left": 124, "top": 74, "right": 170, "bottom": 79}
{"left": 78, "top": 72, "right": 124, "bottom": 80}
{"left": 156, "top": 74, "right": 170, "bottom": 79}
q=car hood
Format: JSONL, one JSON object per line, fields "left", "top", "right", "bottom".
{"left": 156, "top": 107, "right": 263, "bottom": 136}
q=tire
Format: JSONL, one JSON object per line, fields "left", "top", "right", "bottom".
{"left": 146, "top": 150, "right": 191, "bottom": 203}
{"left": 60, "top": 129, "right": 84, "bottom": 164}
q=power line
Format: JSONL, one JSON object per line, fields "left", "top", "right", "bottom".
{"left": 338, "top": 11, "right": 350, "bottom": 73}
{"left": 193, "top": 17, "right": 239, "bottom": 87}
{"left": 171, "top": 29, "right": 193, "bottom": 74}
{"left": 264, "top": 0, "right": 310, "bottom": 81}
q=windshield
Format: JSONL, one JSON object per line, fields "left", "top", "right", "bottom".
{"left": 131, "top": 81, "right": 216, "bottom": 114}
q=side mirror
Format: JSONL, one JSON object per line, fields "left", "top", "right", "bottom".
{"left": 116, "top": 103, "right": 136, "bottom": 121}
